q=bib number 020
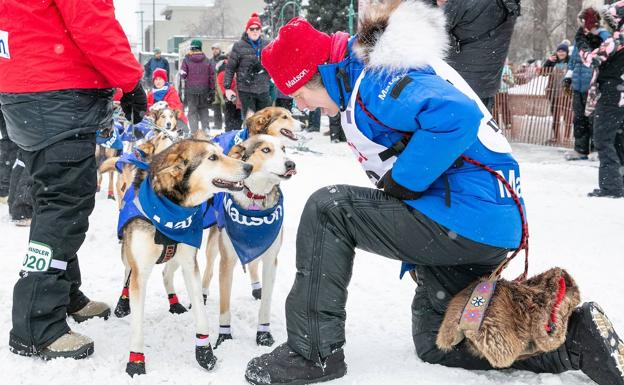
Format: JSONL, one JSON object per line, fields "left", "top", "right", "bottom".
{"left": 22, "top": 241, "right": 53, "bottom": 272}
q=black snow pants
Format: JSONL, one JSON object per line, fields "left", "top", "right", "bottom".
{"left": 593, "top": 103, "right": 624, "bottom": 195}
{"left": 285, "top": 185, "right": 578, "bottom": 374}
{"left": 1, "top": 89, "right": 111, "bottom": 354}
{"left": 572, "top": 90, "right": 594, "bottom": 155}
{"left": 7, "top": 150, "right": 33, "bottom": 221}
{"left": 0, "top": 111, "right": 17, "bottom": 198}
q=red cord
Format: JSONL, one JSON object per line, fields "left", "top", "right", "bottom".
{"left": 546, "top": 276, "right": 567, "bottom": 333}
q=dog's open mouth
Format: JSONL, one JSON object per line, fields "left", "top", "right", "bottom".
{"left": 280, "top": 128, "right": 298, "bottom": 141}
{"left": 212, "top": 178, "right": 244, "bottom": 191}
{"left": 278, "top": 169, "right": 297, "bottom": 179}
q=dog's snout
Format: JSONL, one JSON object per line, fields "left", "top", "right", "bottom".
{"left": 285, "top": 160, "right": 296, "bottom": 170}
{"left": 242, "top": 163, "right": 253, "bottom": 175}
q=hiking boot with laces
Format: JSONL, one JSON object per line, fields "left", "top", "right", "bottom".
{"left": 567, "top": 302, "right": 624, "bottom": 385}
{"left": 69, "top": 300, "right": 111, "bottom": 323}
{"left": 39, "top": 331, "right": 94, "bottom": 360}
{"left": 245, "top": 342, "right": 347, "bottom": 385}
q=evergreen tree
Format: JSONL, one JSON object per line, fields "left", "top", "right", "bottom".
{"left": 262, "top": 0, "right": 303, "bottom": 38}
{"left": 305, "top": 0, "right": 358, "bottom": 34}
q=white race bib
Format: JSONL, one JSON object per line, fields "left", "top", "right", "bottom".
{"left": 22, "top": 241, "right": 53, "bottom": 272}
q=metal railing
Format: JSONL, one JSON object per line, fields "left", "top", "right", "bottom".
{"left": 494, "top": 66, "right": 575, "bottom": 148}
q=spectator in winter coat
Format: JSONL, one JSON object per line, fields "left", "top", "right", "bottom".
{"left": 224, "top": 13, "right": 272, "bottom": 118}
{"left": 543, "top": 43, "right": 571, "bottom": 143}
{"left": 146, "top": 68, "right": 189, "bottom": 130}
{"left": 247, "top": 2, "right": 624, "bottom": 385}
{"left": 217, "top": 57, "right": 243, "bottom": 131}
{"left": 587, "top": 1, "right": 624, "bottom": 198}
{"left": 180, "top": 40, "right": 215, "bottom": 134}
{"left": 143, "top": 48, "right": 170, "bottom": 88}
{"left": 564, "top": 8, "right": 612, "bottom": 160}
{"left": 0, "top": 0, "right": 146, "bottom": 360}
{"left": 440, "top": 0, "right": 520, "bottom": 111}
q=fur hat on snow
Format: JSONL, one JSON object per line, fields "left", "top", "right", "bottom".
{"left": 437, "top": 267, "right": 580, "bottom": 368}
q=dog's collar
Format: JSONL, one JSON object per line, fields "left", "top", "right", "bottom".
{"left": 244, "top": 186, "right": 266, "bottom": 200}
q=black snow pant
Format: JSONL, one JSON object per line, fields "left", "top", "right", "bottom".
{"left": 572, "top": 90, "right": 594, "bottom": 155}
{"left": 7, "top": 151, "right": 33, "bottom": 221}
{"left": 224, "top": 101, "right": 243, "bottom": 132}
{"left": 210, "top": 103, "right": 223, "bottom": 130}
{"left": 593, "top": 103, "right": 624, "bottom": 194}
{"left": 238, "top": 90, "right": 272, "bottom": 119}
{"left": 186, "top": 92, "right": 211, "bottom": 134}
{"left": 286, "top": 185, "right": 577, "bottom": 374}
{"left": 9, "top": 134, "right": 96, "bottom": 353}
{"left": 329, "top": 114, "right": 346, "bottom": 142}
{"left": 0, "top": 112, "right": 17, "bottom": 198}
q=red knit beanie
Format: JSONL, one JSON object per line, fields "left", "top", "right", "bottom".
{"left": 246, "top": 12, "right": 262, "bottom": 31}
{"left": 580, "top": 7, "right": 601, "bottom": 30}
{"left": 261, "top": 17, "right": 331, "bottom": 95}
{"left": 152, "top": 68, "right": 168, "bottom": 82}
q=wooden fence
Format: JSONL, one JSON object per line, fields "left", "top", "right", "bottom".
{"left": 493, "top": 67, "right": 575, "bottom": 148}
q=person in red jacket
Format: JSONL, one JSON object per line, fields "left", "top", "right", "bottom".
{"left": 0, "top": 0, "right": 146, "bottom": 360}
{"left": 146, "top": 68, "right": 189, "bottom": 128}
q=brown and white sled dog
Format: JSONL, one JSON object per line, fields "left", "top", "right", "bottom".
{"left": 159, "top": 106, "right": 302, "bottom": 313}
{"left": 204, "top": 134, "right": 297, "bottom": 348}
{"left": 119, "top": 139, "right": 252, "bottom": 376}
{"left": 99, "top": 109, "right": 183, "bottom": 209}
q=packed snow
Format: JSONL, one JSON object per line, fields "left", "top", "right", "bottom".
{"left": 1, "top": 130, "right": 622, "bottom": 385}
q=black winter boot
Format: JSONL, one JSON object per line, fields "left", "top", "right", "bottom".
{"left": 245, "top": 343, "right": 347, "bottom": 385}
{"left": 567, "top": 302, "right": 624, "bottom": 385}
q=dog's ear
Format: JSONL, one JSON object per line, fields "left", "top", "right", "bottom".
{"left": 193, "top": 129, "right": 208, "bottom": 140}
{"left": 138, "top": 141, "right": 156, "bottom": 156}
{"left": 228, "top": 144, "right": 246, "bottom": 160}
{"left": 245, "top": 109, "right": 271, "bottom": 134}
{"left": 156, "top": 152, "right": 188, "bottom": 179}
{"left": 173, "top": 109, "right": 183, "bottom": 120}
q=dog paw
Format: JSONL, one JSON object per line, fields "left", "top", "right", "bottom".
{"left": 169, "top": 303, "right": 188, "bottom": 314}
{"left": 126, "top": 359, "right": 146, "bottom": 377}
{"left": 252, "top": 288, "right": 262, "bottom": 300}
{"left": 256, "top": 331, "right": 275, "bottom": 347}
{"left": 114, "top": 296, "right": 130, "bottom": 318}
{"left": 215, "top": 333, "right": 232, "bottom": 348}
{"left": 196, "top": 344, "right": 217, "bottom": 370}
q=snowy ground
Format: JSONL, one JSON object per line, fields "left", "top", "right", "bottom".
{"left": 1, "top": 130, "right": 623, "bottom": 385}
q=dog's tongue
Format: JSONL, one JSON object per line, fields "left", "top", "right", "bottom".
{"left": 284, "top": 169, "right": 297, "bottom": 177}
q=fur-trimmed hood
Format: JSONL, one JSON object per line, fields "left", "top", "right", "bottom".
{"left": 353, "top": 0, "right": 449, "bottom": 70}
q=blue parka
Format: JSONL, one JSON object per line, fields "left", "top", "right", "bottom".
{"left": 318, "top": 38, "right": 524, "bottom": 249}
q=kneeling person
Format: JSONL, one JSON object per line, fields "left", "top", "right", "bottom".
{"left": 244, "top": 1, "right": 624, "bottom": 385}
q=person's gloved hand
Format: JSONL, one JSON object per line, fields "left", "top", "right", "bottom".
{"left": 377, "top": 169, "right": 423, "bottom": 200}
{"left": 120, "top": 82, "right": 147, "bottom": 124}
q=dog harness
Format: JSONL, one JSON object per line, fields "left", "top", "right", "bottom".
{"left": 118, "top": 177, "right": 208, "bottom": 261}
{"left": 203, "top": 191, "right": 284, "bottom": 265}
